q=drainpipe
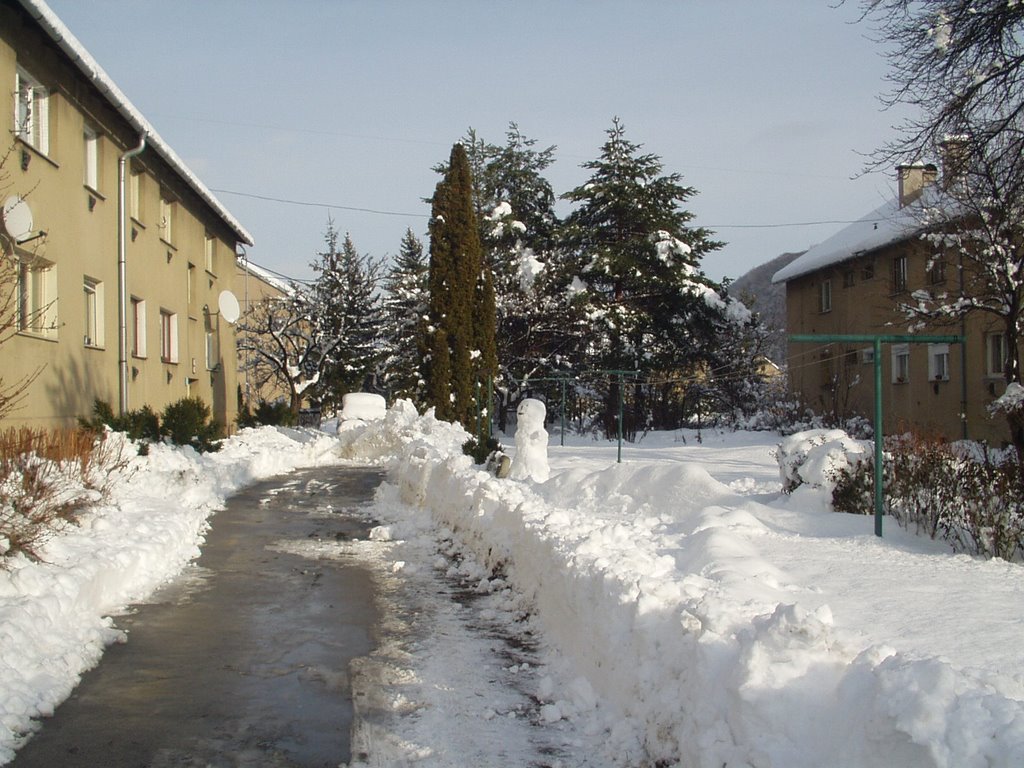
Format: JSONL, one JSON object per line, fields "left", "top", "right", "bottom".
{"left": 118, "top": 134, "right": 147, "bottom": 415}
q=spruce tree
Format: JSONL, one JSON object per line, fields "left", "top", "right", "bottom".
{"left": 311, "top": 223, "right": 385, "bottom": 411}
{"left": 382, "top": 228, "right": 429, "bottom": 404}
{"left": 558, "top": 118, "right": 726, "bottom": 437}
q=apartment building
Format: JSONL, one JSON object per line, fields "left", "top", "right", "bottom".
{"left": 773, "top": 164, "right": 1015, "bottom": 446}
{"left": 0, "top": 0, "right": 254, "bottom": 430}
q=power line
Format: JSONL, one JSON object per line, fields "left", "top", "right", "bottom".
{"left": 211, "top": 188, "right": 429, "bottom": 219}
{"left": 216, "top": 187, "right": 864, "bottom": 231}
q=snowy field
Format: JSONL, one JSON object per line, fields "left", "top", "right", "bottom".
{"left": 1, "top": 403, "right": 1022, "bottom": 766}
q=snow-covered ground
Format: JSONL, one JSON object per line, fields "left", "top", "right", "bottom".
{"left": 2, "top": 404, "right": 1022, "bottom": 766}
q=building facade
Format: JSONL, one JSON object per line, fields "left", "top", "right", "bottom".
{"left": 773, "top": 165, "right": 1016, "bottom": 446}
{"left": 0, "top": 0, "right": 254, "bottom": 430}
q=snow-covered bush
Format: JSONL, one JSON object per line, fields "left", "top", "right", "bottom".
{"left": 832, "top": 435, "right": 1024, "bottom": 561}
{"left": 776, "top": 428, "right": 870, "bottom": 494}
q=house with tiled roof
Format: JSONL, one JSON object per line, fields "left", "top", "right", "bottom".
{"left": 0, "top": 0, "right": 254, "bottom": 429}
{"left": 773, "top": 164, "right": 1015, "bottom": 445}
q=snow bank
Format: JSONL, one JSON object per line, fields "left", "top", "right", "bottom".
{"left": 0, "top": 426, "right": 344, "bottom": 762}
{"left": 367, "top": 405, "right": 1024, "bottom": 767}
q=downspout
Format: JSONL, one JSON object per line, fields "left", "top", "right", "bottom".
{"left": 118, "top": 133, "right": 147, "bottom": 415}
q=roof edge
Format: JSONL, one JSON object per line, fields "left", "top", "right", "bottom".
{"left": 17, "top": 0, "right": 255, "bottom": 247}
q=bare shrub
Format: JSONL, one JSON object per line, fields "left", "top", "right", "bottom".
{"left": 832, "top": 435, "right": 1024, "bottom": 561}
{"left": 0, "top": 427, "right": 131, "bottom": 562}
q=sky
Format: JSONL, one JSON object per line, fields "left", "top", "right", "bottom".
{"left": 43, "top": 0, "right": 911, "bottom": 286}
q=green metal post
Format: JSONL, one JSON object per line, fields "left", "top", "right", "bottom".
{"left": 487, "top": 377, "right": 493, "bottom": 438}
{"left": 619, "top": 373, "right": 627, "bottom": 463}
{"left": 788, "top": 333, "right": 964, "bottom": 539}
{"left": 873, "top": 337, "right": 884, "bottom": 537}
{"left": 560, "top": 377, "right": 566, "bottom": 447}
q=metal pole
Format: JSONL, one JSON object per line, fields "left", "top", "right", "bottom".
{"left": 560, "top": 377, "right": 566, "bottom": 447}
{"left": 617, "top": 372, "right": 624, "bottom": 463}
{"left": 873, "top": 337, "right": 884, "bottom": 537}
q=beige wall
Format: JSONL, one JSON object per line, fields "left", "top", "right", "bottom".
{"left": 0, "top": 4, "right": 246, "bottom": 431}
{"left": 785, "top": 241, "right": 1016, "bottom": 446}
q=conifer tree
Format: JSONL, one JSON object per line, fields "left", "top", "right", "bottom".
{"left": 312, "top": 223, "right": 385, "bottom": 411}
{"left": 424, "top": 143, "right": 497, "bottom": 428}
{"left": 382, "top": 228, "right": 429, "bottom": 404}
{"left": 557, "top": 118, "right": 730, "bottom": 437}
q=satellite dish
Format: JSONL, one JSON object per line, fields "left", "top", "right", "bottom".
{"left": 2, "top": 196, "right": 33, "bottom": 243}
{"left": 217, "top": 290, "right": 240, "bottom": 324}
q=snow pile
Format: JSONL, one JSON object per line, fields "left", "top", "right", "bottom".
{"left": 364, "top": 407, "right": 1024, "bottom": 767}
{"left": 777, "top": 428, "right": 871, "bottom": 495}
{"left": 340, "top": 392, "right": 388, "bottom": 423}
{"left": 0, "top": 426, "right": 344, "bottom": 762}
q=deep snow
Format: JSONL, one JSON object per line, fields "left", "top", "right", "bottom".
{"left": 1, "top": 404, "right": 1022, "bottom": 766}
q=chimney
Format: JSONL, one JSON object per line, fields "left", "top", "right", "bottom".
{"left": 939, "top": 135, "right": 970, "bottom": 189}
{"left": 897, "top": 163, "right": 938, "bottom": 207}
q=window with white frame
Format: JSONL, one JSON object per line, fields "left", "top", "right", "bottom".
{"left": 17, "top": 257, "right": 57, "bottom": 337}
{"left": 204, "top": 234, "right": 216, "bottom": 274}
{"left": 159, "top": 309, "right": 178, "bottom": 363}
{"left": 986, "top": 332, "right": 1007, "bottom": 378}
{"left": 861, "top": 347, "right": 876, "bottom": 365}
{"left": 892, "top": 344, "right": 910, "bottom": 383}
{"left": 819, "top": 279, "right": 832, "bottom": 313}
{"left": 131, "top": 297, "right": 146, "bottom": 357}
{"left": 159, "top": 193, "right": 174, "bottom": 244}
{"left": 84, "top": 125, "right": 99, "bottom": 190}
{"left": 15, "top": 67, "right": 49, "bottom": 154}
{"left": 83, "top": 276, "right": 104, "bottom": 347}
{"left": 928, "top": 343, "right": 950, "bottom": 382}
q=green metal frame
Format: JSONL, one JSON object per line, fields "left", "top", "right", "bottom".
{"left": 789, "top": 333, "right": 964, "bottom": 536}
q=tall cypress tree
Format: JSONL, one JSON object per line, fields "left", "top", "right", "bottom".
{"left": 424, "top": 143, "right": 496, "bottom": 428}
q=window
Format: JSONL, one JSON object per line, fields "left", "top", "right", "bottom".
{"left": 17, "top": 258, "right": 57, "bottom": 337}
{"left": 159, "top": 193, "right": 174, "bottom": 244}
{"left": 129, "top": 168, "right": 143, "bottom": 221}
{"left": 131, "top": 297, "right": 146, "bottom": 357}
{"left": 187, "top": 262, "right": 196, "bottom": 305}
{"left": 819, "top": 279, "right": 832, "bottom": 313}
{"left": 861, "top": 347, "right": 876, "bottom": 365}
{"left": 843, "top": 270, "right": 855, "bottom": 288}
{"left": 84, "top": 125, "right": 99, "bottom": 191}
{"left": 987, "top": 332, "right": 1007, "bottom": 378}
{"left": 892, "top": 255, "right": 908, "bottom": 294}
{"left": 204, "top": 234, "right": 216, "bottom": 274}
{"left": 892, "top": 344, "right": 910, "bottom": 384}
{"left": 861, "top": 261, "right": 875, "bottom": 281}
{"left": 206, "top": 329, "right": 217, "bottom": 370}
{"left": 929, "top": 343, "right": 950, "bottom": 382}
{"left": 15, "top": 68, "right": 49, "bottom": 153}
{"left": 83, "top": 277, "right": 104, "bottom": 347}
{"left": 928, "top": 254, "right": 946, "bottom": 285}
{"left": 159, "top": 310, "right": 178, "bottom": 363}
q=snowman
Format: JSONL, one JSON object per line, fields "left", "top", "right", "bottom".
{"left": 510, "top": 398, "right": 550, "bottom": 482}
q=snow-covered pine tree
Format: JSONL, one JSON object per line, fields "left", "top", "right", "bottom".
{"left": 311, "top": 223, "right": 386, "bottom": 412}
{"left": 381, "top": 228, "right": 429, "bottom": 405}
{"left": 557, "top": 117, "right": 730, "bottom": 438}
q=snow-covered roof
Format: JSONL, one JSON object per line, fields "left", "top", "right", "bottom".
{"left": 237, "top": 258, "right": 294, "bottom": 295}
{"left": 18, "top": 0, "right": 255, "bottom": 247}
{"left": 771, "top": 195, "right": 930, "bottom": 284}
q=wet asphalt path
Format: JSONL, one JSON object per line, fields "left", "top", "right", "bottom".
{"left": 12, "top": 466, "right": 384, "bottom": 768}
